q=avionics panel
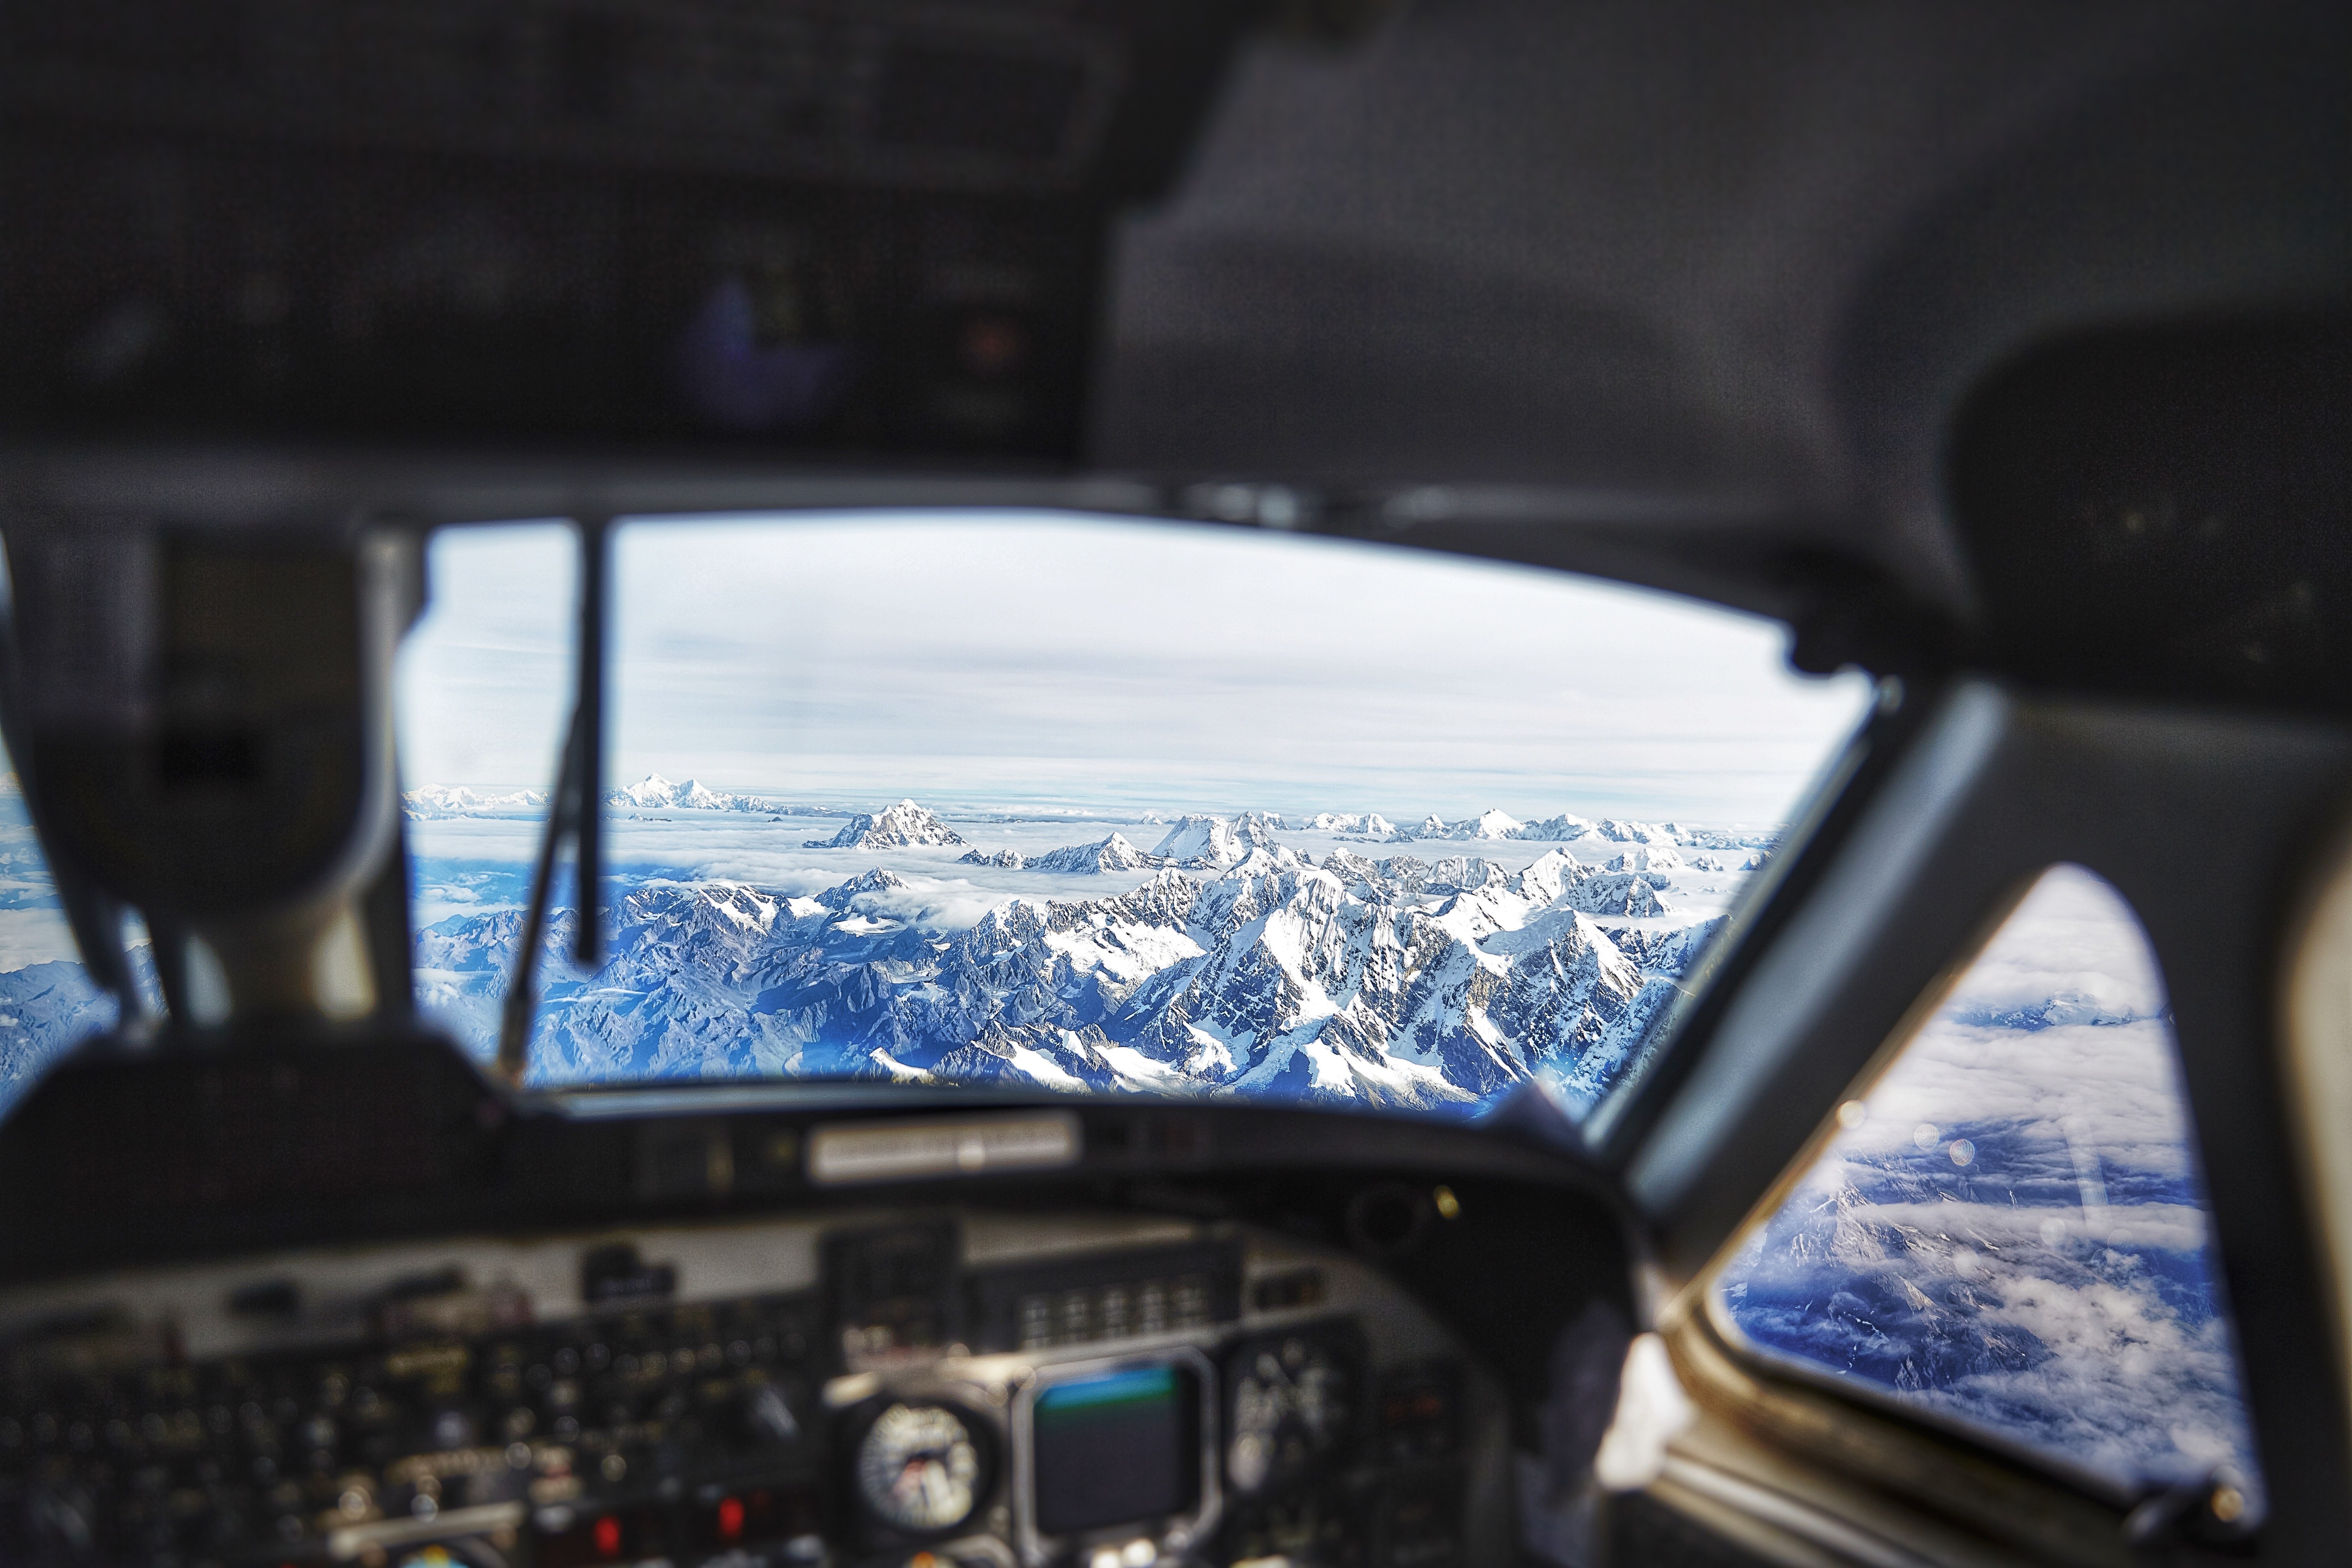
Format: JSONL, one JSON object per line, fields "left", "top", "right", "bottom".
{"left": 0, "top": 1210, "right": 1505, "bottom": 1567}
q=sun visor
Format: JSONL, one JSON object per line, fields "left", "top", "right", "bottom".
{"left": 1947, "top": 310, "right": 2351, "bottom": 714}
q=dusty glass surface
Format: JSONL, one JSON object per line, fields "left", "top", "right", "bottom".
{"left": 399, "top": 512, "right": 1871, "bottom": 1115}
{"left": 1715, "top": 864, "right": 2262, "bottom": 1505}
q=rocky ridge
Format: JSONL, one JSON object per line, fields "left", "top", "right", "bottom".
{"left": 416, "top": 842, "right": 1716, "bottom": 1115}
{"left": 804, "top": 799, "right": 964, "bottom": 849}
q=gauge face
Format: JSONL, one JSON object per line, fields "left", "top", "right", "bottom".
{"left": 857, "top": 1401, "right": 987, "bottom": 1534}
{"left": 1225, "top": 1327, "right": 1359, "bottom": 1497}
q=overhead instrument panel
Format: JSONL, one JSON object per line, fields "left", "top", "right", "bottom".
{"left": 0, "top": 1208, "right": 1506, "bottom": 1567}
{"left": 0, "top": 0, "right": 1255, "bottom": 461}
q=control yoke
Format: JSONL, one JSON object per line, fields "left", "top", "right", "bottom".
{"left": 0, "top": 521, "right": 421, "bottom": 1034}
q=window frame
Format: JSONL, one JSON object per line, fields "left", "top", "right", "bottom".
{"left": 401, "top": 507, "right": 1876, "bottom": 1114}
{"left": 1686, "top": 862, "right": 2236, "bottom": 1512}
{"left": 1616, "top": 679, "right": 2352, "bottom": 1557}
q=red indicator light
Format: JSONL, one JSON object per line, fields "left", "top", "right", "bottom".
{"left": 718, "top": 1495, "right": 746, "bottom": 1541}
{"left": 593, "top": 1515, "right": 622, "bottom": 1558}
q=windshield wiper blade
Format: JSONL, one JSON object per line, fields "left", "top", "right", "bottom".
{"left": 494, "top": 518, "right": 608, "bottom": 1087}
{"left": 496, "top": 701, "right": 581, "bottom": 1085}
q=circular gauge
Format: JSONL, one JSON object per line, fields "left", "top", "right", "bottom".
{"left": 1225, "top": 1326, "right": 1360, "bottom": 1497}
{"left": 856, "top": 1401, "right": 989, "bottom": 1535}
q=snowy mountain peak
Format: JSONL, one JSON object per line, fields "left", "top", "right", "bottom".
{"left": 1427, "top": 855, "right": 1506, "bottom": 892}
{"left": 1150, "top": 814, "right": 1270, "bottom": 868}
{"left": 690, "top": 880, "right": 781, "bottom": 933}
{"left": 806, "top": 799, "right": 965, "bottom": 849}
{"left": 1395, "top": 808, "right": 1524, "bottom": 842}
{"left": 617, "top": 773, "right": 678, "bottom": 807}
{"left": 815, "top": 866, "right": 911, "bottom": 911}
{"left": 1514, "top": 847, "right": 1590, "bottom": 903}
{"left": 1307, "top": 811, "right": 1400, "bottom": 840}
{"left": 1565, "top": 869, "right": 1676, "bottom": 918}
{"left": 605, "top": 773, "right": 779, "bottom": 814}
{"left": 1595, "top": 817, "right": 1679, "bottom": 845}
{"left": 1028, "top": 832, "right": 1156, "bottom": 875}
{"left": 403, "top": 784, "right": 554, "bottom": 818}
{"left": 1510, "top": 812, "right": 1600, "bottom": 842}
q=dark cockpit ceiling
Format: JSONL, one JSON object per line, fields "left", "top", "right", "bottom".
{"left": 0, "top": 0, "right": 2342, "bottom": 709}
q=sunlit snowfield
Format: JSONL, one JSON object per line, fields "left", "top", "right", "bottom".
{"left": 1715, "top": 865, "right": 2262, "bottom": 1505}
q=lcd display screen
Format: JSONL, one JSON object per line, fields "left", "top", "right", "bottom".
{"left": 1032, "top": 1364, "right": 1199, "bottom": 1536}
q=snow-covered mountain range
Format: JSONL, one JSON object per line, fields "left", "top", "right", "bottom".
{"left": 406, "top": 773, "right": 838, "bottom": 820}
{"left": 381, "top": 785, "right": 1774, "bottom": 1113}
{"left": 403, "top": 784, "right": 553, "bottom": 817}
{"left": 613, "top": 774, "right": 769, "bottom": 814}
{"left": 805, "top": 799, "right": 964, "bottom": 849}
{"left": 400, "top": 778, "right": 1780, "bottom": 851}
{"left": 413, "top": 840, "right": 1718, "bottom": 1114}
{"left": 964, "top": 833, "right": 1158, "bottom": 875}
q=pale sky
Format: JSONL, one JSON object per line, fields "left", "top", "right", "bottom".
{"left": 395, "top": 512, "right": 1871, "bottom": 824}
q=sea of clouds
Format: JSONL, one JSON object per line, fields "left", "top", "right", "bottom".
{"left": 1716, "top": 864, "right": 2261, "bottom": 1505}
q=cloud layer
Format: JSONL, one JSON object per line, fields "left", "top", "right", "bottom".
{"left": 398, "top": 514, "right": 1871, "bottom": 822}
{"left": 1718, "top": 865, "right": 2261, "bottom": 1504}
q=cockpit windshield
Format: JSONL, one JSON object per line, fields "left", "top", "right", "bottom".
{"left": 388, "top": 511, "right": 1870, "bottom": 1116}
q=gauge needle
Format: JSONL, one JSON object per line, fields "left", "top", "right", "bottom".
{"left": 897, "top": 1456, "right": 958, "bottom": 1519}
{"left": 921, "top": 1458, "right": 957, "bottom": 1512}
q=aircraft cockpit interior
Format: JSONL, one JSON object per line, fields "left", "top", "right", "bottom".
{"left": 0, "top": 3, "right": 2342, "bottom": 1566}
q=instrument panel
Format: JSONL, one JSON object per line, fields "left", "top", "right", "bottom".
{"left": 0, "top": 1208, "right": 1506, "bottom": 1568}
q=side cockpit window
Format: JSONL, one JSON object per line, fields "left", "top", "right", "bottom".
{"left": 0, "top": 744, "right": 122, "bottom": 1109}
{"left": 1713, "top": 864, "right": 2263, "bottom": 1512}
